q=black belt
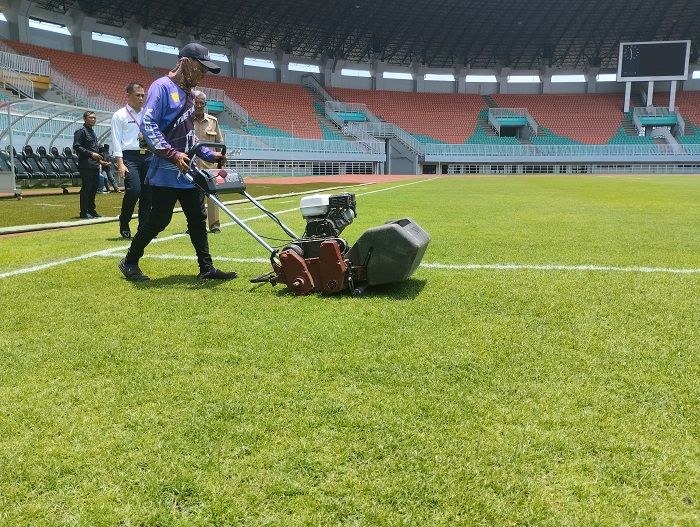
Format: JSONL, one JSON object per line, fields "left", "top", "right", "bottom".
{"left": 123, "top": 149, "right": 151, "bottom": 155}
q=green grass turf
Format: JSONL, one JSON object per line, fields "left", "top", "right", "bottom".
{"left": 0, "top": 175, "right": 699, "bottom": 526}
{"left": 0, "top": 183, "right": 350, "bottom": 228}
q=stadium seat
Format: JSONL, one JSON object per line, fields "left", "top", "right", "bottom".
{"left": 22, "top": 145, "right": 51, "bottom": 178}
{"left": 329, "top": 88, "right": 484, "bottom": 144}
{"left": 62, "top": 147, "right": 81, "bottom": 178}
{"left": 492, "top": 93, "right": 625, "bottom": 144}
{"left": 2, "top": 39, "right": 153, "bottom": 105}
{"left": 38, "top": 146, "right": 70, "bottom": 178}
{"left": 51, "top": 146, "right": 79, "bottom": 178}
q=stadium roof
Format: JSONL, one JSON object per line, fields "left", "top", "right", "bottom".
{"left": 35, "top": 0, "right": 700, "bottom": 69}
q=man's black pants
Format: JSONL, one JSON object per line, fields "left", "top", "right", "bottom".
{"left": 124, "top": 185, "right": 214, "bottom": 272}
{"left": 79, "top": 166, "right": 100, "bottom": 216}
{"left": 119, "top": 152, "right": 153, "bottom": 230}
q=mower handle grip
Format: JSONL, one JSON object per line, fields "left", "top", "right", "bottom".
{"left": 187, "top": 142, "right": 227, "bottom": 159}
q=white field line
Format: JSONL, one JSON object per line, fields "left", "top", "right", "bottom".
{"left": 422, "top": 262, "right": 700, "bottom": 275}
{"left": 94, "top": 251, "right": 700, "bottom": 274}
{"left": 0, "top": 179, "right": 434, "bottom": 280}
{"left": 95, "top": 253, "right": 700, "bottom": 276}
{"left": 35, "top": 203, "right": 67, "bottom": 207}
{"left": 4, "top": 173, "right": 700, "bottom": 280}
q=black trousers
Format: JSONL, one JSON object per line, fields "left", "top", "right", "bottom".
{"left": 124, "top": 185, "right": 214, "bottom": 272}
{"left": 79, "top": 165, "right": 100, "bottom": 216}
{"left": 119, "top": 152, "right": 153, "bottom": 230}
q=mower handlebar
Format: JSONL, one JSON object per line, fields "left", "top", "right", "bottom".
{"left": 187, "top": 142, "right": 227, "bottom": 160}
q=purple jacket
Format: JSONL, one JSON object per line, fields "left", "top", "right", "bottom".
{"left": 141, "top": 76, "right": 216, "bottom": 188}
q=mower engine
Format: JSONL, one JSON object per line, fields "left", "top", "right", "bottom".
{"left": 265, "top": 192, "right": 430, "bottom": 296}
{"left": 269, "top": 193, "right": 356, "bottom": 295}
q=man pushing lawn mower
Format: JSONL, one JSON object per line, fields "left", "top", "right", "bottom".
{"left": 118, "top": 43, "right": 236, "bottom": 282}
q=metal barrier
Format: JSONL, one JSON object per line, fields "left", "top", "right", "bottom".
{"left": 0, "top": 69, "right": 34, "bottom": 98}
{"left": 224, "top": 132, "right": 384, "bottom": 155}
{"left": 226, "top": 159, "right": 377, "bottom": 177}
{"left": 196, "top": 86, "right": 224, "bottom": 102}
{"left": 424, "top": 142, "right": 700, "bottom": 156}
{"left": 49, "top": 69, "right": 118, "bottom": 112}
{"left": 0, "top": 50, "right": 50, "bottom": 76}
{"left": 301, "top": 74, "right": 333, "bottom": 102}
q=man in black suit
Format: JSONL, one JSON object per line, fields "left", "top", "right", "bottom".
{"left": 73, "top": 111, "right": 107, "bottom": 218}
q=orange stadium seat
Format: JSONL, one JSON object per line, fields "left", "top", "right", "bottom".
{"left": 2, "top": 40, "right": 154, "bottom": 105}
{"left": 492, "top": 93, "right": 625, "bottom": 144}
{"left": 329, "top": 88, "right": 484, "bottom": 143}
{"left": 162, "top": 69, "right": 323, "bottom": 139}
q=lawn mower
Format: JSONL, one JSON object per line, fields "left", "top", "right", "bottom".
{"left": 183, "top": 142, "right": 430, "bottom": 296}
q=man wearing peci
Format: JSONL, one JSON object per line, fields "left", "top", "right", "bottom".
{"left": 111, "top": 82, "right": 153, "bottom": 238}
{"left": 118, "top": 43, "right": 236, "bottom": 282}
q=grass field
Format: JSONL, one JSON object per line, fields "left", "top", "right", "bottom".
{"left": 1, "top": 175, "right": 699, "bottom": 526}
{"left": 0, "top": 183, "right": 344, "bottom": 228}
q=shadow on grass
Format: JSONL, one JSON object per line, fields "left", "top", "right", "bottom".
{"left": 125, "top": 274, "right": 233, "bottom": 289}
{"left": 260, "top": 278, "right": 427, "bottom": 300}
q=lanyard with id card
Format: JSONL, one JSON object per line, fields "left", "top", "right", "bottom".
{"left": 125, "top": 106, "right": 148, "bottom": 154}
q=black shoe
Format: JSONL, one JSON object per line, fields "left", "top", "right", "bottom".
{"left": 79, "top": 213, "right": 94, "bottom": 219}
{"left": 119, "top": 258, "right": 149, "bottom": 281}
{"left": 90, "top": 212, "right": 103, "bottom": 218}
{"left": 197, "top": 268, "right": 237, "bottom": 280}
{"left": 120, "top": 223, "right": 131, "bottom": 238}
{"left": 209, "top": 227, "right": 221, "bottom": 234}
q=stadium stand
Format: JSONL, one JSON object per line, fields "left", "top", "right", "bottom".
{"left": 176, "top": 71, "right": 324, "bottom": 140}
{"left": 492, "top": 93, "right": 625, "bottom": 144}
{"left": 1, "top": 40, "right": 153, "bottom": 105}
{"left": 675, "top": 91, "right": 700, "bottom": 139}
{"left": 328, "top": 88, "right": 484, "bottom": 144}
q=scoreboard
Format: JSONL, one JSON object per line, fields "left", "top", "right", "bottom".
{"left": 617, "top": 40, "right": 690, "bottom": 82}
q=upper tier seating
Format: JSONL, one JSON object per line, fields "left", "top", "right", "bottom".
{"left": 674, "top": 91, "right": 700, "bottom": 128}
{"left": 329, "top": 88, "right": 484, "bottom": 144}
{"left": 175, "top": 71, "right": 323, "bottom": 139}
{"left": 492, "top": 93, "right": 624, "bottom": 144}
{"left": 3, "top": 40, "right": 153, "bottom": 105}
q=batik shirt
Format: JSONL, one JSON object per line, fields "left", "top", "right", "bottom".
{"left": 140, "top": 76, "right": 216, "bottom": 189}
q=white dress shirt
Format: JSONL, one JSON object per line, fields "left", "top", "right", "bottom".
{"left": 110, "top": 104, "right": 145, "bottom": 158}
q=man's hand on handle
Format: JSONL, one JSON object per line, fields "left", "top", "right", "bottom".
{"left": 174, "top": 151, "right": 191, "bottom": 172}
{"left": 214, "top": 152, "right": 227, "bottom": 168}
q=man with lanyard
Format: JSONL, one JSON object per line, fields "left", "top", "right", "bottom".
{"left": 192, "top": 89, "right": 223, "bottom": 233}
{"left": 111, "top": 82, "right": 152, "bottom": 238}
{"left": 74, "top": 111, "right": 108, "bottom": 219}
{"left": 119, "top": 43, "right": 236, "bottom": 282}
